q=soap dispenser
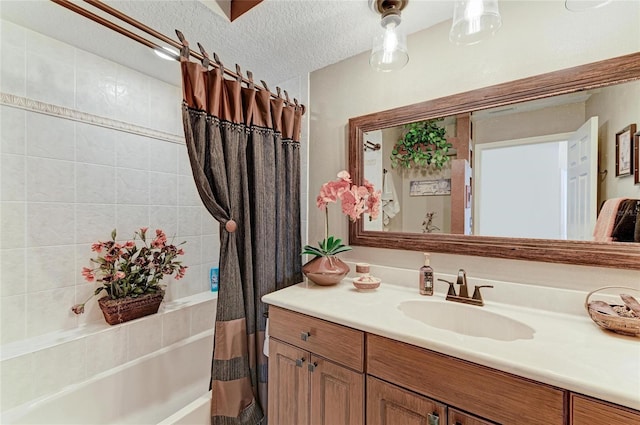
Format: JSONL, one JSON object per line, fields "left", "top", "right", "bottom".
{"left": 419, "top": 253, "right": 434, "bottom": 295}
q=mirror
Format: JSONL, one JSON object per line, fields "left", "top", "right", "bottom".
{"left": 349, "top": 53, "right": 640, "bottom": 270}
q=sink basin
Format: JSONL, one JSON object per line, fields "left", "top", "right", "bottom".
{"left": 398, "top": 300, "right": 535, "bottom": 341}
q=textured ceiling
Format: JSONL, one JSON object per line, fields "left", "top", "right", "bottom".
{"left": 0, "top": 0, "right": 453, "bottom": 87}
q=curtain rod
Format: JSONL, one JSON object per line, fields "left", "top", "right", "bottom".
{"left": 50, "top": 0, "right": 305, "bottom": 113}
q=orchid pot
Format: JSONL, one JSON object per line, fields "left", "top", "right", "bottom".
{"left": 302, "top": 171, "right": 381, "bottom": 286}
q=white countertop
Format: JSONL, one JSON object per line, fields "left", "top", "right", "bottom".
{"left": 262, "top": 279, "right": 640, "bottom": 410}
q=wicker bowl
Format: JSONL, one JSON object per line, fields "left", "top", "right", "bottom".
{"left": 585, "top": 286, "right": 640, "bottom": 337}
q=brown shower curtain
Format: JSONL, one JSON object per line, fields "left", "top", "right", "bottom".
{"left": 180, "top": 52, "right": 303, "bottom": 425}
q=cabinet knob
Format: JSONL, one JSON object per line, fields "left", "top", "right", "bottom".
{"left": 308, "top": 361, "right": 318, "bottom": 372}
{"left": 300, "top": 331, "right": 311, "bottom": 341}
{"left": 295, "top": 358, "right": 305, "bottom": 367}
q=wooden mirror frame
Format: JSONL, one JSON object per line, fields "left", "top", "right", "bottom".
{"left": 348, "top": 52, "right": 640, "bottom": 270}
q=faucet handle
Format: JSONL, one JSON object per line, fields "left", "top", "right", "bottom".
{"left": 438, "top": 279, "right": 456, "bottom": 296}
{"left": 472, "top": 285, "right": 494, "bottom": 303}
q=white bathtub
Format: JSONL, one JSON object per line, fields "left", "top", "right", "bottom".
{"left": 1, "top": 332, "right": 213, "bottom": 425}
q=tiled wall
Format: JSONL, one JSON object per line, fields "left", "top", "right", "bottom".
{"left": 0, "top": 19, "right": 219, "bottom": 344}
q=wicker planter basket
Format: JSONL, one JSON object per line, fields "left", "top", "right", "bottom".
{"left": 98, "top": 290, "right": 165, "bottom": 325}
{"left": 585, "top": 286, "right": 640, "bottom": 337}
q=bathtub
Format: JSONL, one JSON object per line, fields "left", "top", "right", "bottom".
{"left": 2, "top": 331, "right": 213, "bottom": 425}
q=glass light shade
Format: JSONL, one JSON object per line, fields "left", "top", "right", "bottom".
{"left": 565, "top": 0, "right": 612, "bottom": 11}
{"left": 449, "top": 0, "right": 502, "bottom": 46}
{"left": 370, "top": 15, "right": 409, "bottom": 72}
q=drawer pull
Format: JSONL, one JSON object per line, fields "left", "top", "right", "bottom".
{"left": 295, "top": 358, "right": 305, "bottom": 367}
{"left": 300, "top": 331, "right": 311, "bottom": 341}
{"left": 427, "top": 413, "right": 439, "bottom": 425}
{"left": 308, "top": 361, "right": 318, "bottom": 372}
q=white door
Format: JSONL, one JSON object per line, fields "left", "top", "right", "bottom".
{"left": 566, "top": 117, "right": 598, "bottom": 240}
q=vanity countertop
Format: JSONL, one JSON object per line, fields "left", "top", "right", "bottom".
{"left": 262, "top": 280, "right": 640, "bottom": 410}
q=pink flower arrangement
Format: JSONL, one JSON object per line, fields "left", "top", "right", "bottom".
{"left": 304, "top": 171, "right": 381, "bottom": 257}
{"left": 71, "top": 228, "right": 186, "bottom": 315}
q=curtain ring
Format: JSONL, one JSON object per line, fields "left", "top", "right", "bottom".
{"left": 225, "top": 219, "right": 237, "bottom": 233}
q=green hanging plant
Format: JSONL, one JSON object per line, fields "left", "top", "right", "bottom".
{"left": 390, "top": 118, "right": 453, "bottom": 170}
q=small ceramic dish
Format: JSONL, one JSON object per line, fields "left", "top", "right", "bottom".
{"left": 352, "top": 276, "right": 381, "bottom": 291}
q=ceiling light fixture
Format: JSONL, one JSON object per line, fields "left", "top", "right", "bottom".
{"left": 449, "top": 0, "right": 502, "bottom": 46}
{"left": 154, "top": 46, "right": 179, "bottom": 61}
{"left": 370, "top": 0, "right": 409, "bottom": 72}
{"left": 564, "top": 0, "right": 612, "bottom": 12}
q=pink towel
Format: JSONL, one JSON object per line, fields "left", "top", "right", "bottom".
{"left": 593, "top": 197, "right": 628, "bottom": 242}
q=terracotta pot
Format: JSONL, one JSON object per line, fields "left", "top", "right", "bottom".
{"left": 302, "top": 256, "right": 350, "bottom": 286}
{"left": 98, "top": 290, "right": 164, "bottom": 325}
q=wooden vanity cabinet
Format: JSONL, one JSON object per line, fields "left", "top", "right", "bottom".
{"left": 448, "top": 408, "right": 495, "bottom": 425}
{"left": 367, "top": 376, "right": 446, "bottom": 425}
{"left": 571, "top": 393, "right": 640, "bottom": 424}
{"left": 268, "top": 307, "right": 365, "bottom": 425}
{"left": 367, "top": 334, "right": 566, "bottom": 425}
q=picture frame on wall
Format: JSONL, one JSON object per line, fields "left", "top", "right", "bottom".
{"left": 635, "top": 130, "right": 640, "bottom": 185}
{"left": 615, "top": 124, "right": 636, "bottom": 177}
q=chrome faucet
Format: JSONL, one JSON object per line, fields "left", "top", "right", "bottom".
{"left": 438, "top": 269, "right": 493, "bottom": 306}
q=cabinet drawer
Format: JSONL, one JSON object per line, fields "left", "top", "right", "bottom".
{"left": 269, "top": 307, "right": 364, "bottom": 372}
{"left": 571, "top": 393, "right": 640, "bottom": 424}
{"left": 448, "top": 408, "right": 495, "bottom": 425}
{"left": 367, "top": 334, "right": 566, "bottom": 425}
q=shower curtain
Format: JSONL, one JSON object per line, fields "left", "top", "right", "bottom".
{"left": 180, "top": 52, "right": 303, "bottom": 424}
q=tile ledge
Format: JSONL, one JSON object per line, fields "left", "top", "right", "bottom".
{"left": 0, "top": 291, "right": 218, "bottom": 362}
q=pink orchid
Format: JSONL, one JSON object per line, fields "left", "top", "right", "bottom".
{"left": 81, "top": 267, "right": 95, "bottom": 282}
{"left": 91, "top": 243, "right": 103, "bottom": 253}
{"left": 115, "top": 271, "right": 126, "bottom": 280}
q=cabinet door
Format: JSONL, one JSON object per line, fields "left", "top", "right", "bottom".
{"left": 572, "top": 394, "right": 640, "bottom": 425}
{"left": 268, "top": 339, "right": 310, "bottom": 425}
{"left": 309, "top": 355, "right": 364, "bottom": 425}
{"left": 448, "top": 408, "right": 495, "bottom": 425}
{"left": 367, "top": 376, "right": 446, "bottom": 425}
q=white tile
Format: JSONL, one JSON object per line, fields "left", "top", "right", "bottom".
{"left": 190, "top": 299, "right": 217, "bottom": 336}
{"left": 26, "top": 52, "right": 75, "bottom": 109}
{"left": 26, "top": 286, "right": 77, "bottom": 338}
{"left": 115, "top": 66, "right": 150, "bottom": 127}
{"left": 201, "top": 234, "right": 219, "bottom": 265}
{"left": 75, "top": 203, "right": 116, "bottom": 245}
{"left": 75, "top": 50, "right": 118, "bottom": 119}
{"left": 0, "top": 106, "right": 26, "bottom": 154}
{"left": 26, "top": 245, "right": 76, "bottom": 292}
{"left": 0, "top": 44, "right": 26, "bottom": 97}
{"left": 26, "top": 28, "right": 75, "bottom": 63}
{"left": 31, "top": 339, "right": 86, "bottom": 400}
{"left": 0, "top": 354, "right": 34, "bottom": 410}
{"left": 178, "top": 174, "right": 201, "bottom": 207}
{"left": 177, "top": 146, "right": 191, "bottom": 175}
{"left": 127, "top": 314, "right": 162, "bottom": 360}
{"left": 75, "top": 282, "right": 105, "bottom": 325}
{"left": 1, "top": 202, "right": 25, "bottom": 248}
{"left": 1, "top": 248, "right": 26, "bottom": 296}
{"left": 201, "top": 208, "right": 219, "bottom": 235}
{"left": 116, "top": 205, "right": 149, "bottom": 239}
{"left": 77, "top": 163, "right": 116, "bottom": 204}
{"left": 26, "top": 202, "right": 75, "bottom": 247}
{"left": 76, "top": 122, "right": 116, "bottom": 166}
{"left": 162, "top": 308, "right": 190, "bottom": 347}
{"left": 1, "top": 153, "right": 25, "bottom": 201}
{"left": 116, "top": 168, "right": 149, "bottom": 205}
{"left": 26, "top": 157, "right": 75, "bottom": 202}
{"left": 149, "top": 171, "right": 177, "bottom": 206}
{"left": 116, "top": 132, "right": 149, "bottom": 170}
{"left": 148, "top": 139, "right": 177, "bottom": 173}
{"left": 181, "top": 236, "right": 202, "bottom": 269}
{"left": 85, "top": 326, "right": 128, "bottom": 376}
{"left": 149, "top": 206, "right": 177, "bottom": 238}
{"left": 0, "top": 295, "right": 26, "bottom": 344}
{"left": 26, "top": 112, "right": 75, "bottom": 160}
{"left": 148, "top": 79, "right": 181, "bottom": 135}
{"left": 1, "top": 19, "right": 27, "bottom": 48}
{"left": 178, "top": 206, "right": 202, "bottom": 236}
